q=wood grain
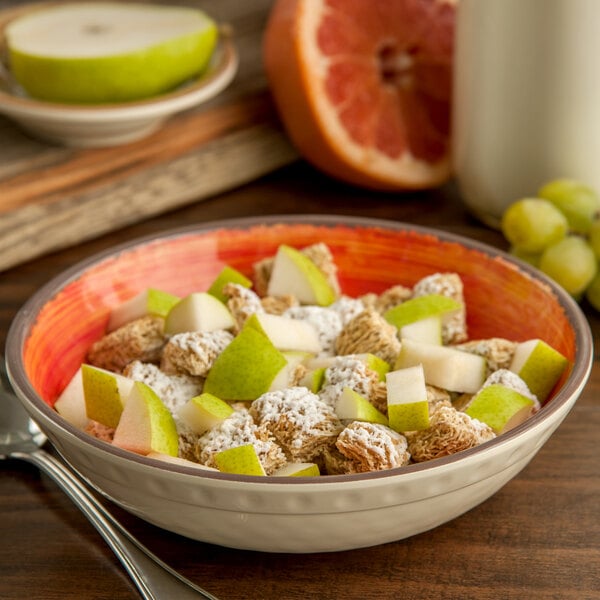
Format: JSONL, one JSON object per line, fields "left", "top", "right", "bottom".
{"left": 0, "top": 0, "right": 296, "bottom": 271}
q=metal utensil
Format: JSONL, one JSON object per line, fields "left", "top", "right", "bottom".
{"left": 0, "top": 360, "right": 219, "bottom": 600}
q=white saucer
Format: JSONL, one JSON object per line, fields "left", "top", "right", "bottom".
{"left": 0, "top": 18, "right": 238, "bottom": 148}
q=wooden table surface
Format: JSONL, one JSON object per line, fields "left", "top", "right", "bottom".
{"left": 1, "top": 162, "right": 599, "bottom": 600}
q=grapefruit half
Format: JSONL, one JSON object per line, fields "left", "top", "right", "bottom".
{"left": 263, "top": 0, "right": 456, "bottom": 190}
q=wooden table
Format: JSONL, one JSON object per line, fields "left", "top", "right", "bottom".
{"left": 1, "top": 162, "right": 599, "bottom": 600}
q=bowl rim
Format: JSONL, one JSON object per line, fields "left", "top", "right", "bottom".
{"left": 5, "top": 214, "right": 594, "bottom": 485}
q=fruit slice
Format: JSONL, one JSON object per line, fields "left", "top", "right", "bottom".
{"left": 298, "top": 367, "right": 326, "bottom": 392}
{"left": 384, "top": 294, "right": 462, "bottom": 329}
{"left": 267, "top": 244, "right": 336, "bottom": 306}
{"left": 6, "top": 2, "right": 219, "bottom": 103}
{"left": 464, "top": 384, "right": 534, "bottom": 434}
{"left": 399, "top": 315, "right": 442, "bottom": 345}
{"left": 509, "top": 339, "right": 569, "bottom": 402}
{"left": 207, "top": 266, "right": 252, "bottom": 303}
{"left": 112, "top": 382, "right": 179, "bottom": 456}
{"left": 108, "top": 288, "right": 180, "bottom": 332}
{"left": 54, "top": 367, "right": 88, "bottom": 429}
{"left": 272, "top": 463, "right": 321, "bottom": 477}
{"left": 81, "top": 364, "right": 134, "bottom": 428}
{"left": 214, "top": 444, "right": 266, "bottom": 476}
{"left": 335, "top": 387, "right": 389, "bottom": 425}
{"left": 177, "top": 393, "right": 234, "bottom": 434}
{"left": 246, "top": 313, "right": 322, "bottom": 353}
{"left": 395, "top": 338, "right": 487, "bottom": 393}
{"left": 165, "top": 292, "right": 235, "bottom": 335}
{"left": 263, "top": 0, "right": 455, "bottom": 190}
{"left": 386, "top": 365, "right": 430, "bottom": 431}
{"left": 203, "top": 322, "right": 287, "bottom": 400}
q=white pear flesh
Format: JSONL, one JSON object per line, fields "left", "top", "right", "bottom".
{"left": 112, "top": 381, "right": 179, "bottom": 456}
{"left": 214, "top": 444, "right": 266, "bottom": 476}
{"left": 335, "top": 387, "right": 389, "bottom": 425}
{"left": 107, "top": 288, "right": 179, "bottom": 332}
{"left": 81, "top": 364, "right": 134, "bottom": 428}
{"left": 267, "top": 245, "right": 336, "bottom": 306}
{"left": 165, "top": 292, "right": 235, "bottom": 335}
{"left": 386, "top": 365, "right": 430, "bottom": 431}
{"left": 395, "top": 339, "right": 487, "bottom": 393}
{"left": 464, "top": 384, "right": 535, "bottom": 434}
{"left": 509, "top": 339, "right": 569, "bottom": 402}
{"left": 399, "top": 315, "right": 443, "bottom": 345}
{"left": 251, "top": 313, "right": 322, "bottom": 353}
{"left": 6, "top": 2, "right": 218, "bottom": 103}
{"left": 177, "top": 393, "right": 234, "bottom": 434}
{"left": 54, "top": 367, "right": 88, "bottom": 429}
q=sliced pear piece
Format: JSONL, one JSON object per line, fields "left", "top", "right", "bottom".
{"left": 207, "top": 266, "right": 252, "bottom": 303}
{"left": 246, "top": 313, "right": 322, "bottom": 353}
{"left": 399, "top": 315, "right": 443, "bottom": 345}
{"left": 395, "top": 339, "right": 487, "bottom": 393}
{"left": 54, "top": 367, "right": 88, "bottom": 429}
{"left": 464, "top": 384, "right": 535, "bottom": 434}
{"left": 384, "top": 294, "right": 462, "bottom": 331}
{"left": 267, "top": 244, "right": 336, "bottom": 306}
{"left": 164, "top": 292, "right": 235, "bottom": 335}
{"left": 112, "top": 381, "right": 179, "bottom": 456}
{"left": 386, "top": 365, "right": 430, "bottom": 432}
{"left": 108, "top": 288, "right": 180, "bottom": 332}
{"left": 81, "top": 364, "right": 134, "bottom": 428}
{"left": 177, "top": 392, "right": 234, "bottom": 434}
{"left": 214, "top": 444, "right": 266, "bottom": 476}
{"left": 509, "top": 339, "right": 569, "bottom": 402}
{"left": 335, "top": 387, "right": 389, "bottom": 425}
{"left": 203, "top": 322, "right": 287, "bottom": 400}
{"left": 298, "top": 367, "right": 326, "bottom": 393}
{"left": 272, "top": 463, "right": 320, "bottom": 477}
{"left": 6, "top": 2, "right": 218, "bottom": 103}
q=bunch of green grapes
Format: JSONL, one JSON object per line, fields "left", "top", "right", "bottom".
{"left": 501, "top": 178, "right": 600, "bottom": 310}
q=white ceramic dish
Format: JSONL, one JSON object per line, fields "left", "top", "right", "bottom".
{"left": 5, "top": 216, "right": 593, "bottom": 553}
{"left": 0, "top": 5, "right": 238, "bottom": 148}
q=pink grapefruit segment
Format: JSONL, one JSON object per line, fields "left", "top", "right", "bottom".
{"left": 264, "top": 0, "right": 456, "bottom": 190}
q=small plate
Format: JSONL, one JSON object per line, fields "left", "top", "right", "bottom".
{"left": 0, "top": 4, "right": 238, "bottom": 148}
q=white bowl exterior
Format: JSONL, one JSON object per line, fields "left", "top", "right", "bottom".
{"left": 17, "top": 377, "right": 582, "bottom": 553}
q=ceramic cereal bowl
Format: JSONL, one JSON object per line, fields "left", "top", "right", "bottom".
{"left": 5, "top": 215, "right": 592, "bottom": 553}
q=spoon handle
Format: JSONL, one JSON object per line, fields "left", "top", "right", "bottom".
{"left": 13, "top": 448, "right": 219, "bottom": 600}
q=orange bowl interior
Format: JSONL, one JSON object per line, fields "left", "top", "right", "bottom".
{"left": 22, "top": 222, "right": 575, "bottom": 407}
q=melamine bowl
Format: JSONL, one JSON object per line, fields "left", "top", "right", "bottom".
{"left": 5, "top": 215, "right": 593, "bottom": 552}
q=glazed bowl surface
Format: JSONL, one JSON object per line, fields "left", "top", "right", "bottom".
{"left": 5, "top": 215, "right": 592, "bottom": 552}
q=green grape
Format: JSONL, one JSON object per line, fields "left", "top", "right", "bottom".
{"left": 538, "top": 178, "right": 600, "bottom": 234}
{"left": 509, "top": 246, "right": 541, "bottom": 268}
{"left": 587, "top": 219, "right": 600, "bottom": 260}
{"left": 585, "top": 272, "right": 600, "bottom": 311}
{"left": 539, "top": 235, "right": 597, "bottom": 296}
{"left": 501, "top": 198, "right": 568, "bottom": 253}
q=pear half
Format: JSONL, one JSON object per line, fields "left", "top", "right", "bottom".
{"left": 6, "top": 2, "right": 218, "bottom": 103}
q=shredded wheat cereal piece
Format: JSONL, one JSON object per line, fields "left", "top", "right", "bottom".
{"left": 261, "top": 294, "right": 299, "bottom": 315}
{"left": 335, "top": 309, "right": 400, "bottom": 364}
{"left": 252, "top": 256, "right": 273, "bottom": 297}
{"left": 160, "top": 330, "right": 233, "bottom": 377}
{"left": 87, "top": 315, "right": 165, "bottom": 373}
{"left": 454, "top": 338, "right": 517, "bottom": 375}
{"left": 426, "top": 385, "right": 453, "bottom": 412}
{"left": 334, "top": 422, "right": 411, "bottom": 473}
{"left": 329, "top": 295, "right": 365, "bottom": 325}
{"left": 84, "top": 421, "right": 115, "bottom": 443}
{"left": 194, "top": 406, "right": 286, "bottom": 474}
{"left": 406, "top": 405, "right": 496, "bottom": 462}
{"left": 412, "top": 273, "right": 467, "bottom": 344}
{"left": 284, "top": 305, "right": 342, "bottom": 355}
{"left": 123, "top": 361, "right": 202, "bottom": 417}
{"left": 318, "top": 356, "right": 380, "bottom": 408}
{"left": 250, "top": 387, "right": 343, "bottom": 462}
{"left": 223, "top": 283, "right": 264, "bottom": 331}
{"left": 369, "top": 381, "right": 389, "bottom": 414}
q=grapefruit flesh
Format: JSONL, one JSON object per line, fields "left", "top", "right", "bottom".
{"left": 263, "top": 0, "right": 455, "bottom": 190}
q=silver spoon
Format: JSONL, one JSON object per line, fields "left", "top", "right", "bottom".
{"left": 0, "top": 361, "right": 219, "bottom": 600}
